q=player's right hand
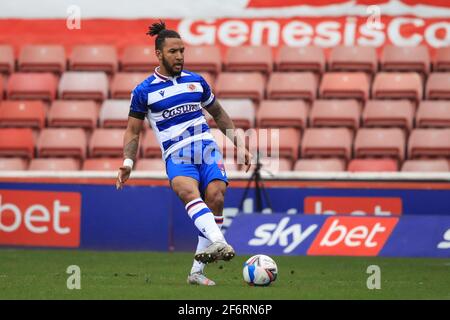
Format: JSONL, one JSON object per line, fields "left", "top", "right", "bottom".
{"left": 116, "top": 166, "right": 132, "bottom": 190}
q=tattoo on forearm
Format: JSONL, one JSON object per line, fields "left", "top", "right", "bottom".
{"left": 124, "top": 136, "right": 139, "bottom": 160}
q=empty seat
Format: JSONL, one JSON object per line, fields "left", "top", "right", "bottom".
{"left": 0, "top": 128, "right": 34, "bottom": 159}
{"left": 48, "top": 100, "right": 98, "bottom": 129}
{"left": 275, "top": 46, "right": 325, "bottom": 73}
{"left": 0, "top": 100, "right": 46, "bottom": 129}
{"left": 267, "top": 72, "right": 317, "bottom": 102}
{"left": 381, "top": 45, "right": 430, "bottom": 74}
{"left": 99, "top": 99, "right": 130, "bottom": 128}
{"left": 416, "top": 101, "right": 450, "bottom": 128}
{"left": 7, "top": 73, "right": 57, "bottom": 101}
{"left": 225, "top": 46, "right": 272, "bottom": 74}
{"left": 0, "top": 157, "right": 28, "bottom": 171}
{"left": 310, "top": 99, "right": 361, "bottom": 129}
{"left": 354, "top": 128, "right": 405, "bottom": 161}
{"left": 0, "top": 45, "right": 14, "bottom": 74}
{"left": 294, "top": 158, "right": 345, "bottom": 172}
{"left": 69, "top": 45, "right": 118, "bottom": 73}
{"left": 408, "top": 129, "right": 450, "bottom": 158}
{"left": 372, "top": 72, "right": 422, "bottom": 101}
{"left": 319, "top": 72, "right": 369, "bottom": 101}
{"left": 215, "top": 72, "right": 265, "bottom": 103}
{"left": 329, "top": 46, "right": 377, "bottom": 73}
{"left": 110, "top": 72, "right": 147, "bottom": 99}
{"left": 257, "top": 100, "right": 308, "bottom": 130}
{"left": 141, "top": 130, "right": 161, "bottom": 158}
{"left": 0, "top": 77, "right": 3, "bottom": 100}
{"left": 59, "top": 72, "right": 108, "bottom": 101}
{"left": 426, "top": 72, "right": 450, "bottom": 99}
{"left": 37, "top": 128, "right": 87, "bottom": 159}
{"left": 362, "top": 100, "right": 415, "bottom": 131}
{"left": 89, "top": 128, "right": 125, "bottom": 157}
{"left": 82, "top": 158, "right": 123, "bottom": 171}
{"left": 184, "top": 46, "right": 222, "bottom": 74}
{"left": 198, "top": 72, "right": 215, "bottom": 90}
{"left": 29, "top": 158, "right": 80, "bottom": 171}
{"left": 347, "top": 159, "right": 398, "bottom": 172}
{"left": 18, "top": 45, "right": 66, "bottom": 73}
{"left": 120, "top": 45, "right": 159, "bottom": 72}
{"left": 402, "top": 159, "right": 449, "bottom": 172}
{"left": 301, "top": 128, "right": 353, "bottom": 160}
{"left": 135, "top": 158, "right": 166, "bottom": 171}
{"left": 257, "top": 157, "right": 292, "bottom": 173}
{"left": 249, "top": 128, "right": 301, "bottom": 161}
{"left": 208, "top": 99, "right": 255, "bottom": 130}
{"left": 434, "top": 47, "right": 450, "bottom": 72}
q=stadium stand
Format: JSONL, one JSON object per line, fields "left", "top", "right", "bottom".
{"left": 110, "top": 72, "right": 148, "bottom": 99}
{"left": 18, "top": 45, "right": 66, "bottom": 73}
{"left": 294, "top": 158, "right": 346, "bottom": 172}
{"left": 225, "top": 46, "right": 272, "bottom": 74}
{"left": 141, "top": 130, "right": 162, "bottom": 158}
{"left": 0, "top": 45, "right": 14, "bottom": 74}
{"left": 7, "top": 73, "right": 57, "bottom": 101}
{"left": 426, "top": 72, "right": 450, "bottom": 99}
{"left": 381, "top": 45, "right": 430, "bottom": 74}
{"left": 99, "top": 99, "right": 130, "bottom": 128}
{"left": 48, "top": 100, "right": 98, "bottom": 130}
{"left": 362, "top": 100, "right": 415, "bottom": 131}
{"left": 354, "top": 128, "right": 406, "bottom": 161}
{"left": 82, "top": 158, "right": 123, "bottom": 171}
{"left": 275, "top": 46, "right": 325, "bottom": 73}
{"left": 215, "top": 72, "right": 265, "bottom": 103}
{"left": 250, "top": 128, "right": 301, "bottom": 161}
{"left": 257, "top": 100, "right": 308, "bottom": 130}
{"left": 28, "top": 158, "right": 80, "bottom": 171}
{"left": 120, "top": 45, "right": 159, "bottom": 72}
{"left": 348, "top": 159, "right": 398, "bottom": 172}
{"left": 329, "top": 46, "right": 378, "bottom": 74}
{"left": 183, "top": 45, "right": 222, "bottom": 75}
{"left": 37, "top": 128, "right": 87, "bottom": 159}
{"left": 372, "top": 72, "right": 423, "bottom": 101}
{"left": 408, "top": 129, "right": 450, "bottom": 159}
{"left": 0, "top": 128, "right": 35, "bottom": 159}
{"left": 319, "top": 72, "right": 369, "bottom": 101}
{"left": 0, "top": 100, "right": 46, "bottom": 129}
{"left": 434, "top": 47, "right": 450, "bottom": 72}
{"left": 211, "top": 99, "right": 255, "bottom": 130}
{"left": 0, "top": 157, "right": 28, "bottom": 171}
{"left": 89, "top": 128, "right": 125, "bottom": 157}
{"left": 69, "top": 45, "right": 118, "bottom": 73}
{"left": 402, "top": 159, "right": 450, "bottom": 172}
{"left": 416, "top": 101, "right": 450, "bottom": 128}
{"left": 301, "top": 128, "right": 353, "bottom": 160}
{"left": 135, "top": 158, "right": 166, "bottom": 171}
{"left": 267, "top": 72, "right": 317, "bottom": 102}
{"left": 310, "top": 99, "right": 361, "bottom": 130}
{"left": 58, "top": 72, "right": 108, "bottom": 100}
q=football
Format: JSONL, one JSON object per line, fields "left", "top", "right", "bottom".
{"left": 242, "top": 254, "right": 278, "bottom": 286}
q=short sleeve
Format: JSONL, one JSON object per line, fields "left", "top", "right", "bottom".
{"left": 199, "top": 76, "right": 216, "bottom": 108}
{"left": 129, "top": 87, "right": 148, "bottom": 120}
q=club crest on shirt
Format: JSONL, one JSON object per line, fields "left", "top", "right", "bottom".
{"left": 187, "top": 84, "right": 196, "bottom": 91}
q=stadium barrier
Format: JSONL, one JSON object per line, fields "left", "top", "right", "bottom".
{"left": 0, "top": 171, "right": 449, "bottom": 257}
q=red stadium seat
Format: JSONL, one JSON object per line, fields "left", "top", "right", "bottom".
{"left": 18, "top": 45, "right": 66, "bottom": 73}
{"left": 329, "top": 46, "right": 377, "bottom": 74}
{"left": 257, "top": 157, "right": 292, "bottom": 173}
{"left": 184, "top": 46, "right": 222, "bottom": 75}
{"left": 0, "top": 158, "right": 28, "bottom": 171}
{"left": 225, "top": 46, "right": 272, "bottom": 74}
{"left": 310, "top": 99, "right": 361, "bottom": 130}
{"left": 69, "top": 45, "right": 118, "bottom": 73}
{"left": 267, "top": 72, "right": 317, "bottom": 102}
{"left": 276, "top": 46, "right": 325, "bottom": 73}
{"left": 110, "top": 72, "right": 148, "bottom": 99}
{"left": 215, "top": 72, "right": 265, "bottom": 103}
{"left": 37, "top": 128, "right": 87, "bottom": 159}
{"left": 0, "top": 128, "right": 34, "bottom": 159}
{"left": 142, "top": 130, "right": 164, "bottom": 158}
{"left": 347, "top": 159, "right": 398, "bottom": 172}
{"left": 83, "top": 158, "right": 123, "bottom": 171}
{"left": 29, "top": 158, "right": 80, "bottom": 171}
{"left": 249, "top": 128, "right": 301, "bottom": 161}
{"left": 48, "top": 100, "right": 98, "bottom": 129}
{"left": 89, "top": 128, "right": 125, "bottom": 158}
{"left": 362, "top": 100, "right": 415, "bottom": 131}
{"left": 416, "top": 101, "right": 450, "bottom": 128}
{"left": 135, "top": 158, "right": 166, "bottom": 171}
{"left": 7, "top": 73, "right": 57, "bottom": 101}
{"left": 354, "top": 128, "right": 405, "bottom": 161}
{"left": 434, "top": 47, "right": 450, "bottom": 72}
{"left": 0, "top": 77, "right": 3, "bottom": 100}
{"left": 99, "top": 100, "right": 130, "bottom": 128}
{"left": 197, "top": 72, "right": 215, "bottom": 90}
{"left": 301, "top": 128, "right": 353, "bottom": 160}
{"left": 372, "top": 72, "right": 422, "bottom": 101}
{"left": 120, "top": 45, "right": 159, "bottom": 72}
{"left": 0, "top": 45, "right": 14, "bottom": 74}
{"left": 402, "top": 159, "right": 449, "bottom": 172}
{"left": 257, "top": 100, "right": 308, "bottom": 130}
{"left": 381, "top": 45, "right": 430, "bottom": 74}
{"left": 59, "top": 72, "right": 108, "bottom": 101}
{"left": 0, "top": 100, "right": 46, "bottom": 129}
{"left": 426, "top": 72, "right": 450, "bottom": 99}
{"left": 210, "top": 99, "right": 255, "bottom": 130}
{"left": 319, "top": 72, "right": 369, "bottom": 101}
{"left": 294, "top": 159, "right": 345, "bottom": 172}
{"left": 408, "top": 129, "right": 450, "bottom": 159}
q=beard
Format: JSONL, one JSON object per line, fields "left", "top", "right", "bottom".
{"left": 162, "top": 56, "right": 182, "bottom": 77}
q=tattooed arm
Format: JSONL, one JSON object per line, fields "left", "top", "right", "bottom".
{"left": 116, "top": 116, "right": 144, "bottom": 190}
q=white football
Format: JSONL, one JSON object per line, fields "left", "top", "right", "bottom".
{"left": 242, "top": 254, "right": 278, "bottom": 286}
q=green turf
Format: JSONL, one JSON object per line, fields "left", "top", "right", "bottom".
{"left": 0, "top": 248, "right": 449, "bottom": 299}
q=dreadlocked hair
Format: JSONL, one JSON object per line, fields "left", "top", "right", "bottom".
{"left": 147, "top": 20, "right": 181, "bottom": 50}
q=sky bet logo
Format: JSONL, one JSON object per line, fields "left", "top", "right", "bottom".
{"left": 0, "top": 190, "right": 81, "bottom": 247}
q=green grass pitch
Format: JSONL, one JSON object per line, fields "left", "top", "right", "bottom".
{"left": 0, "top": 249, "right": 449, "bottom": 300}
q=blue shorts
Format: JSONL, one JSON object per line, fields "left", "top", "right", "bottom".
{"left": 166, "top": 140, "right": 228, "bottom": 193}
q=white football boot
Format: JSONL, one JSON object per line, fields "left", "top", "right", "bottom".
{"left": 194, "top": 241, "right": 235, "bottom": 264}
{"left": 187, "top": 272, "right": 216, "bottom": 286}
